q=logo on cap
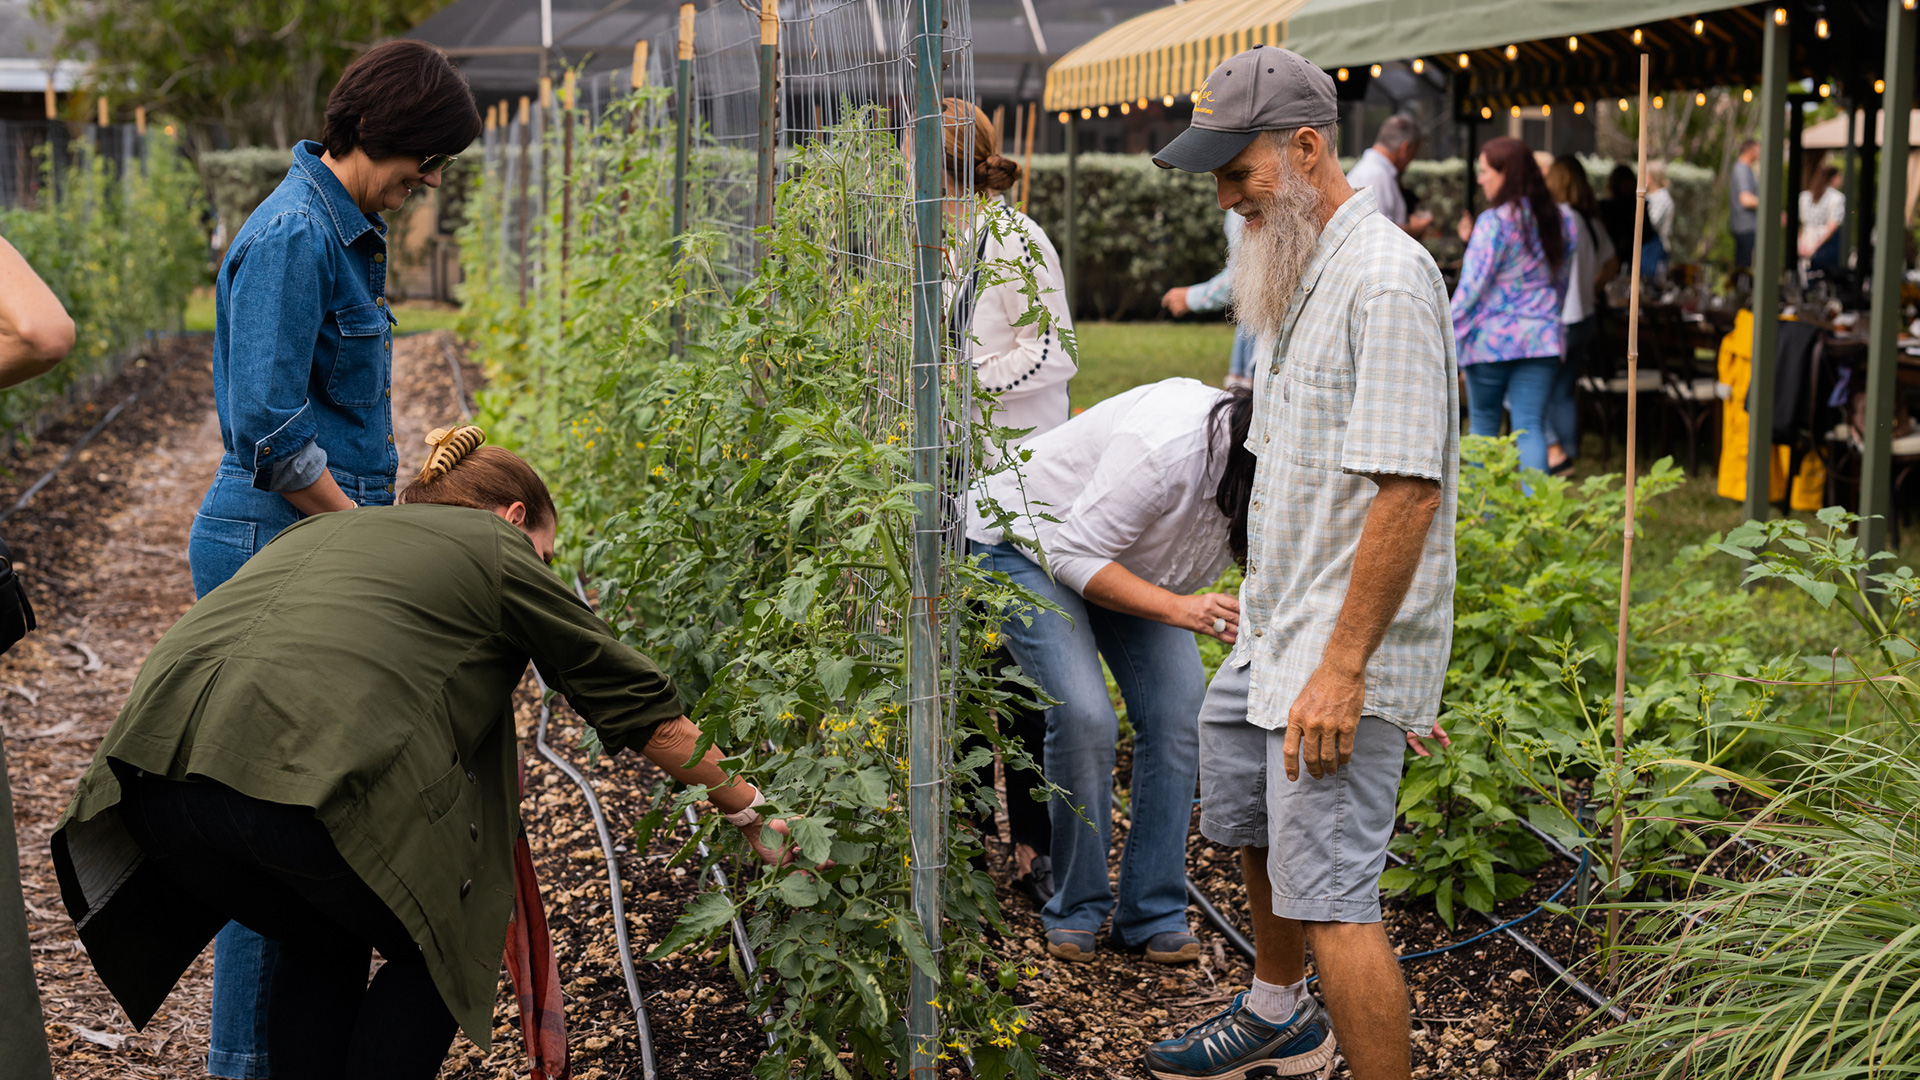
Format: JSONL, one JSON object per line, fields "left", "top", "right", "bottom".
{"left": 1194, "top": 82, "right": 1215, "bottom": 115}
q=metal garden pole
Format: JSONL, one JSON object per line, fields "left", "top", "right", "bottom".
{"left": 907, "top": 0, "right": 947, "bottom": 1071}
{"left": 755, "top": 0, "right": 779, "bottom": 264}
{"left": 672, "top": 3, "right": 695, "bottom": 356}
{"left": 1064, "top": 114, "right": 1078, "bottom": 319}
{"left": 1742, "top": 9, "right": 1789, "bottom": 525}
{"left": 1858, "top": 0, "right": 1917, "bottom": 563}
{"left": 561, "top": 70, "right": 576, "bottom": 310}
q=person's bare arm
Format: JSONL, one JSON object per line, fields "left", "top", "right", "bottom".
{"left": 281, "top": 471, "right": 358, "bottom": 515}
{"left": 641, "top": 716, "right": 792, "bottom": 865}
{"left": 1082, "top": 561, "right": 1239, "bottom": 643}
{"left": 0, "top": 237, "right": 75, "bottom": 388}
{"left": 1283, "top": 473, "right": 1443, "bottom": 780}
{"left": 1738, "top": 189, "right": 1760, "bottom": 209}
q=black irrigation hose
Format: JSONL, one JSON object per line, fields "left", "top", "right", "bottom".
{"left": 0, "top": 347, "right": 192, "bottom": 527}
{"left": 532, "top": 676, "right": 661, "bottom": 1080}
{"left": 563, "top": 576, "right": 774, "bottom": 1049}
{"left": 1187, "top": 850, "right": 1628, "bottom": 1024}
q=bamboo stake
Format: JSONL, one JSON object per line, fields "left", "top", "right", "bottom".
{"left": 631, "top": 40, "right": 649, "bottom": 89}
{"left": 1020, "top": 102, "right": 1036, "bottom": 213}
{"left": 1606, "top": 52, "right": 1651, "bottom": 982}
{"left": 134, "top": 107, "right": 146, "bottom": 137}
{"left": 96, "top": 95, "right": 108, "bottom": 127}
{"left": 43, "top": 74, "right": 55, "bottom": 120}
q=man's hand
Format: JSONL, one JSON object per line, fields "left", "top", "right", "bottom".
{"left": 1406, "top": 210, "right": 1434, "bottom": 238}
{"left": 1406, "top": 720, "right": 1449, "bottom": 757}
{"left": 1161, "top": 286, "right": 1192, "bottom": 317}
{"left": 1283, "top": 662, "right": 1366, "bottom": 780}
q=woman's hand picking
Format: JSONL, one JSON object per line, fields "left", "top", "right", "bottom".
{"left": 741, "top": 817, "right": 797, "bottom": 867}
{"left": 1179, "top": 592, "right": 1240, "bottom": 643}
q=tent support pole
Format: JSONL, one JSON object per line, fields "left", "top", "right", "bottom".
{"left": 1744, "top": 10, "right": 1789, "bottom": 526}
{"left": 1859, "top": 0, "right": 1917, "bottom": 563}
{"left": 672, "top": 3, "right": 694, "bottom": 356}
{"left": 1840, "top": 97, "right": 1859, "bottom": 278}
{"left": 754, "top": 0, "right": 778, "bottom": 265}
{"left": 907, "top": 0, "right": 948, "bottom": 1073}
{"left": 1065, "top": 115, "right": 1079, "bottom": 320}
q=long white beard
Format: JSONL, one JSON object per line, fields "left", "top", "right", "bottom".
{"left": 1227, "top": 163, "right": 1325, "bottom": 341}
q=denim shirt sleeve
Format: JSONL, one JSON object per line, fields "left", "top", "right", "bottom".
{"left": 225, "top": 212, "right": 333, "bottom": 492}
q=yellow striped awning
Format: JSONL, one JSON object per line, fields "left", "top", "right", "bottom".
{"left": 1042, "top": 0, "right": 1313, "bottom": 113}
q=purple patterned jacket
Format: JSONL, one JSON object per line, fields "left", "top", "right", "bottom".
{"left": 1450, "top": 202, "right": 1578, "bottom": 367}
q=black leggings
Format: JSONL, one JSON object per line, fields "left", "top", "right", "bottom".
{"left": 970, "top": 647, "right": 1052, "bottom": 856}
{"left": 115, "top": 769, "right": 459, "bottom": 1080}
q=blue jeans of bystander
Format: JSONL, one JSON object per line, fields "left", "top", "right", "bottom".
{"left": 974, "top": 541, "right": 1202, "bottom": 946}
{"left": 1463, "top": 356, "right": 1560, "bottom": 474}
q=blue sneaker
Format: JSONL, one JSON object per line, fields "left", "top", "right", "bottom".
{"left": 1141, "top": 991, "right": 1337, "bottom": 1079}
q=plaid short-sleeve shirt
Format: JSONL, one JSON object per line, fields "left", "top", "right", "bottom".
{"left": 1228, "top": 188, "right": 1458, "bottom": 734}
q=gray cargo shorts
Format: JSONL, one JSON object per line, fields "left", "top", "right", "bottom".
{"left": 1197, "top": 660, "right": 1408, "bottom": 924}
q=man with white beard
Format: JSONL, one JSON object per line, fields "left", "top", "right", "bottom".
{"left": 1139, "top": 47, "right": 1457, "bottom": 1080}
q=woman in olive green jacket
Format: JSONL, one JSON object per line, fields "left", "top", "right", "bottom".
{"left": 51, "top": 428, "right": 784, "bottom": 1080}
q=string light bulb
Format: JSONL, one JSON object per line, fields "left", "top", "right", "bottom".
{"left": 1481, "top": 106, "right": 1493, "bottom": 119}
{"left": 1541, "top": 103, "right": 1551, "bottom": 116}
{"left": 1772, "top": 7, "right": 1786, "bottom": 23}
{"left": 1163, "top": 95, "right": 1175, "bottom": 106}
{"left": 1504, "top": 44, "right": 1518, "bottom": 60}
{"left": 1118, "top": 102, "right": 1129, "bottom": 115}
{"left": 1696, "top": 91, "right": 1707, "bottom": 105}
{"left": 1743, "top": 87, "right": 1754, "bottom": 101}
{"left": 1573, "top": 100, "right": 1586, "bottom": 114}
{"left": 1370, "top": 64, "right": 1382, "bottom": 77}
{"left": 1568, "top": 35, "right": 1579, "bottom": 51}
{"left": 1058, "top": 111, "right": 1068, "bottom": 123}
{"left": 1336, "top": 68, "right": 1349, "bottom": 81}
{"left": 1190, "top": 91, "right": 1200, "bottom": 102}
{"left": 1097, "top": 105, "right": 1108, "bottom": 117}
{"left": 1818, "top": 83, "right": 1831, "bottom": 97}
{"left": 1080, "top": 107, "right": 1092, "bottom": 119}
{"left": 1138, "top": 98, "right": 1148, "bottom": 109}
{"left": 1632, "top": 28, "right": 1643, "bottom": 44}
{"left": 1815, "top": 17, "right": 1829, "bottom": 36}
{"left": 1653, "top": 94, "right": 1665, "bottom": 108}
{"left": 1693, "top": 18, "right": 1705, "bottom": 34}
{"left": 1411, "top": 58, "right": 1425, "bottom": 73}
{"left": 1458, "top": 53, "right": 1470, "bottom": 68}
{"left": 1511, "top": 104, "right": 1522, "bottom": 117}
{"left": 1619, "top": 97, "right": 1631, "bottom": 111}
{"left": 1875, "top": 78, "right": 1886, "bottom": 93}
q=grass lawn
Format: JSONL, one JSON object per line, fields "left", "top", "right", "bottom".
{"left": 1069, "top": 320, "right": 1237, "bottom": 411}
{"left": 182, "top": 287, "right": 465, "bottom": 336}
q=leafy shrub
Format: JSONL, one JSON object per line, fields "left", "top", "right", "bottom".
{"left": 0, "top": 132, "right": 204, "bottom": 443}
{"left": 1385, "top": 436, "right": 1789, "bottom": 925}
{"left": 200, "top": 146, "right": 291, "bottom": 247}
{"left": 460, "top": 99, "right": 1046, "bottom": 1079}
{"left": 1567, "top": 509, "right": 1920, "bottom": 1078}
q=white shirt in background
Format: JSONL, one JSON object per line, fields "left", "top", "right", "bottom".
{"left": 1345, "top": 148, "right": 1408, "bottom": 228}
{"left": 1798, "top": 187, "right": 1845, "bottom": 253}
{"left": 1560, "top": 207, "right": 1616, "bottom": 324}
{"left": 961, "top": 201, "right": 1077, "bottom": 462}
{"left": 1647, "top": 187, "right": 1675, "bottom": 247}
{"left": 965, "top": 377, "right": 1235, "bottom": 598}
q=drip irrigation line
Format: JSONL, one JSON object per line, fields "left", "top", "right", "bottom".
{"left": 532, "top": 675, "right": 660, "bottom": 1080}
{"left": 1187, "top": 849, "right": 1626, "bottom": 1023}
{"left": 0, "top": 347, "right": 191, "bottom": 527}
{"left": 565, "top": 575, "right": 774, "bottom": 1048}
{"left": 436, "top": 334, "right": 475, "bottom": 422}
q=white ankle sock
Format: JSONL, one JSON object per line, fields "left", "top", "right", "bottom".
{"left": 1247, "top": 976, "right": 1306, "bottom": 1025}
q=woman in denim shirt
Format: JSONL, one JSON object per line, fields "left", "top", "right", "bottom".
{"left": 191, "top": 40, "right": 478, "bottom": 1079}
{"left": 1450, "top": 137, "right": 1576, "bottom": 475}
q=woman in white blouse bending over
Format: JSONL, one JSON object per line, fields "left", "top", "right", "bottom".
{"left": 967, "top": 377, "right": 1252, "bottom": 965}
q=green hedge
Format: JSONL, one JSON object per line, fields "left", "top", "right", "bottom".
{"left": 1021, "top": 154, "right": 1717, "bottom": 320}
{"left": 201, "top": 143, "right": 481, "bottom": 244}
{"left": 0, "top": 133, "right": 205, "bottom": 443}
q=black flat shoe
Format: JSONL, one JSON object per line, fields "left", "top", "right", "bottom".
{"left": 1013, "top": 855, "right": 1055, "bottom": 907}
{"left": 1548, "top": 457, "right": 1576, "bottom": 476}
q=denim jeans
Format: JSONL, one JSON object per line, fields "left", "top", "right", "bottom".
{"left": 1543, "top": 317, "right": 1596, "bottom": 454}
{"left": 116, "top": 769, "right": 457, "bottom": 1080}
{"left": 188, "top": 470, "right": 300, "bottom": 1078}
{"left": 975, "top": 541, "right": 1202, "bottom": 945}
{"left": 1463, "top": 355, "right": 1561, "bottom": 474}
{"left": 1227, "top": 325, "right": 1259, "bottom": 381}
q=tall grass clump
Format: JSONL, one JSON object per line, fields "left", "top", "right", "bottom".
{"left": 1567, "top": 508, "right": 1920, "bottom": 1077}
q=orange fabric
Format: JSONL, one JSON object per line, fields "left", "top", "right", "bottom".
{"left": 505, "top": 759, "right": 569, "bottom": 1080}
{"left": 1715, "top": 309, "right": 1825, "bottom": 510}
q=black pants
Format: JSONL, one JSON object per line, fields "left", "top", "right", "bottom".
{"left": 970, "top": 647, "right": 1052, "bottom": 856}
{"left": 115, "top": 768, "right": 458, "bottom": 1080}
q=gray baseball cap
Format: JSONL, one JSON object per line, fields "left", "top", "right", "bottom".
{"left": 1152, "top": 46, "right": 1339, "bottom": 172}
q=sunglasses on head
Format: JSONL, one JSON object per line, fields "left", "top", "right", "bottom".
{"left": 418, "top": 153, "right": 459, "bottom": 175}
